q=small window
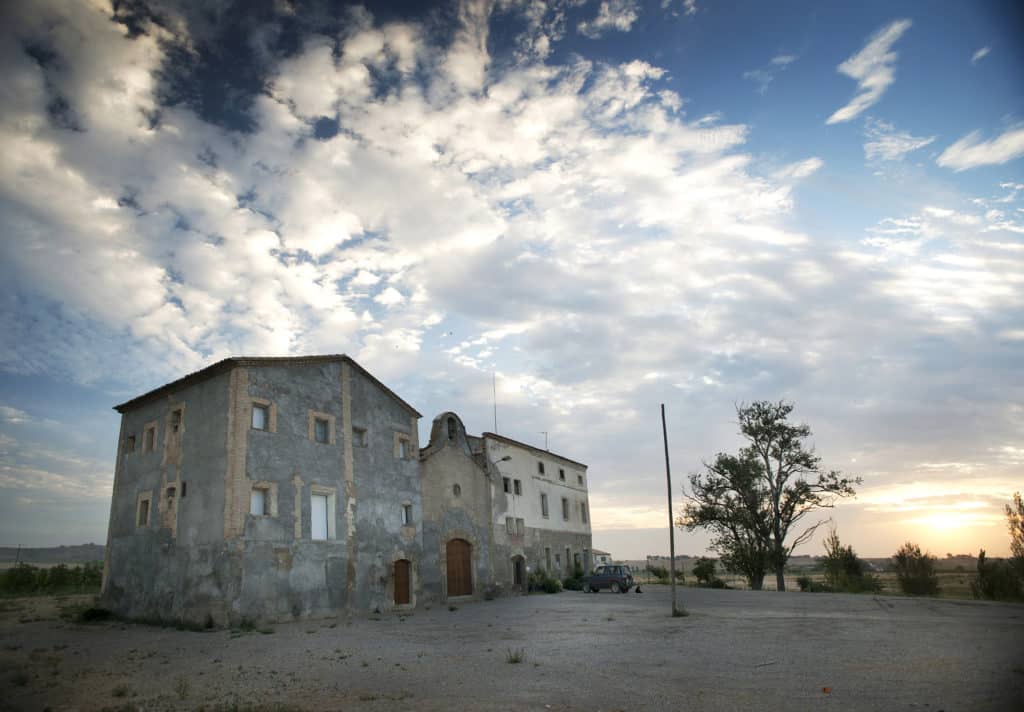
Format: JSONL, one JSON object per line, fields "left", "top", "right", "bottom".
{"left": 401, "top": 503, "right": 413, "bottom": 526}
{"left": 561, "top": 497, "right": 569, "bottom": 521}
{"left": 453, "top": 484, "right": 461, "bottom": 497}
{"left": 166, "top": 486, "right": 176, "bottom": 504}
{"left": 577, "top": 474, "right": 583, "bottom": 485}
{"left": 170, "top": 409, "right": 182, "bottom": 433}
{"left": 353, "top": 427, "right": 368, "bottom": 447}
{"left": 581, "top": 502, "right": 588, "bottom": 524}
{"left": 515, "top": 518, "right": 524, "bottom": 536}
{"left": 311, "top": 493, "right": 329, "bottom": 540}
{"left": 503, "top": 477, "right": 511, "bottom": 493}
{"left": 250, "top": 488, "right": 268, "bottom": 516}
{"left": 540, "top": 493, "right": 549, "bottom": 518}
{"left": 559, "top": 468, "right": 565, "bottom": 481}
{"left": 314, "top": 418, "right": 329, "bottom": 444}
{"left": 513, "top": 479, "right": 522, "bottom": 496}
{"left": 395, "top": 432, "right": 412, "bottom": 459}
{"left": 143, "top": 424, "right": 156, "bottom": 453}
{"left": 447, "top": 417, "right": 456, "bottom": 440}
{"left": 137, "top": 498, "right": 150, "bottom": 527}
{"left": 399, "top": 438, "right": 409, "bottom": 459}
{"left": 555, "top": 553, "right": 561, "bottom": 568}
{"left": 181, "top": 481, "right": 187, "bottom": 498}
{"left": 537, "top": 461, "right": 545, "bottom": 475}
{"left": 125, "top": 435, "right": 136, "bottom": 453}
{"left": 505, "top": 516, "right": 515, "bottom": 534}
{"left": 252, "top": 405, "right": 269, "bottom": 431}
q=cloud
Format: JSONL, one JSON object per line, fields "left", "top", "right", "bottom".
{"left": 578, "top": 0, "right": 640, "bottom": 39}
{"left": 743, "top": 54, "right": 798, "bottom": 95}
{"left": 826, "top": 19, "right": 912, "bottom": 124}
{"left": 936, "top": 126, "right": 1024, "bottom": 171}
{"left": 971, "top": 46, "right": 990, "bottom": 64}
{"left": 863, "top": 118, "right": 935, "bottom": 161}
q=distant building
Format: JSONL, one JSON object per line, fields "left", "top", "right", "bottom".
{"left": 592, "top": 549, "right": 613, "bottom": 568}
{"left": 101, "top": 356, "right": 591, "bottom": 625}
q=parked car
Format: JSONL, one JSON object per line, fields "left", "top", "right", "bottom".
{"left": 584, "top": 565, "right": 635, "bottom": 593}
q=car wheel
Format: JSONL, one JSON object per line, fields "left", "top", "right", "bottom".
{"left": 610, "top": 581, "right": 621, "bottom": 593}
{"left": 591, "top": 586, "right": 599, "bottom": 593}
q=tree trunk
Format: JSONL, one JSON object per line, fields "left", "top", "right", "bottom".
{"left": 749, "top": 573, "right": 764, "bottom": 590}
{"left": 775, "top": 567, "right": 786, "bottom": 592}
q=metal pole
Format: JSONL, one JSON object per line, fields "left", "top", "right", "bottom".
{"left": 662, "top": 404, "right": 684, "bottom": 616}
{"left": 493, "top": 373, "right": 498, "bottom": 433}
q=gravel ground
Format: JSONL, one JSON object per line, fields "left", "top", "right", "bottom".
{"left": 1, "top": 586, "right": 1022, "bottom": 711}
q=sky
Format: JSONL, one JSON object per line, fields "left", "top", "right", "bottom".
{"left": 0, "top": 0, "right": 1022, "bottom": 560}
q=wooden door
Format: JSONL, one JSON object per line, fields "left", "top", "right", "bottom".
{"left": 446, "top": 539, "right": 472, "bottom": 596}
{"left": 394, "top": 559, "right": 410, "bottom": 605}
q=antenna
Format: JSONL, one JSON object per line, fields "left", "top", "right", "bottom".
{"left": 539, "top": 431, "right": 548, "bottom": 450}
{"left": 492, "top": 372, "right": 498, "bottom": 433}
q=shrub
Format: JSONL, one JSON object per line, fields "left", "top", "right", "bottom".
{"left": 693, "top": 557, "right": 716, "bottom": 585}
{"left": 823, "top": 528, "right": 881, "bottom": 593}
{"left": 0, "top": 562, "right": 103, "bottom": 596}
{"left": 647, "top": 566, "right": 668, "bottom": 580}
{"left": 892, "top": 542, "right": 939, "bottom": 595}
{"left": 971, "top": 549, "right": 1023, "bottom": 602}
{"left": 797, "top": 575, "right": 812, "bottom": 592}
{"left": 562, "top": 577, "right": 583, "bottom": 591}
{"left": 709, "top": 578, "right": 727, "bottom": 589}
{"left": 528, "top": 569, "right": 561, "bottom": 594}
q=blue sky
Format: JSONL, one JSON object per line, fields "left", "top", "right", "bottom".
{"left": 1, "top": 0, "right": 1022, "bottom": 559}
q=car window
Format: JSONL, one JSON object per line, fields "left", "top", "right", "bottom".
{"left": 595, "top": 566, "right": 605, "bottom": 574}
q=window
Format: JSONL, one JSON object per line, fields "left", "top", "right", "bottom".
{"left": 555, "top": 553, "right": 561, "bottom": 569}
{"left": 515, "top": 518, "right": 525, "bottom": 536}
{"left": 252, "top": 404, "right": 269, "bottom": 431}
{"left": 545, "top": 547, "right": 552, "bottom": 571}
{"left": 503, "top": 477, "right": 511, "bottom": 493}
{"left": 561, "top": 497, "right": 569, "bottom": 520}
{"left": 308, "top": 411, "right": 335, "bottom": 444}
{"left": 540, "top": 493, "right": 549, "bottom": 518}
{"left": 447, "top": 417, "right": 456, "bottom": 440}
{"left": 559, "top": 468, "right": 565, "bottom": 481}
{"left": 314, "top": 418, "right": 329, "bottom": 444}
{"left": 513, "top": 479, "right": 522, "bottom": 495}
{"left": 537, "top": 461, "right": 545, "bottom": 475}
{"left": 353, "top": 427, "right": 368, "bottom": 447}
{"left": 401, "top": 503, "right": 413, "bottom": 526}
{"left": 181, "top": 481, "right": 187, "bottom": 498}
{"left": 166, "top": 486, "right": 176, "bottom": 504}
{"left": 395, "top": 432, "right": 412, "bottom": 459}
{"left": 136, "top": 495, "right": 151, "bottom": 527}
{"left": 578, "top": 474, "right": 583, "bottom": 485}
{"left": 125, "top": 435, "right": 136, "bottom": 453}
{"left": 250, "top": 488, "right": 269, "bottom": 516}
{"left": 581, "top": 502, "right": 588, "bottom": 524}
{"left": 505, "top": 517, "right": 515, "bottom": 534}
{"left": 170, "top": 408, "right": 182, "bottom": 434}
{"left": 310, "top": 486, "right": 336, "bottom": 539}
{"left": 143, "top": 423, "right": 156, "bottom": 453}
{"left": 453, "top": 484, "right": 461, "bottom": 497}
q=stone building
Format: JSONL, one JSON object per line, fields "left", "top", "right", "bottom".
{"left": 101, "top": 355, "right": 591, "bottom": 624}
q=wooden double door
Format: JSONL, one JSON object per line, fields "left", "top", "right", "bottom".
{"left": 446, "top": 539, "right": 472, "bottom": 596}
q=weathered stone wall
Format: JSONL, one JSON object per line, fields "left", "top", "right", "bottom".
{"left": 101, "top": 369, "right": 234, "bottom": 624}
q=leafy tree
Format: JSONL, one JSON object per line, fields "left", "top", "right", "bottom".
{"left": 1006, "top": 492, "right": 1024, "bottom": 580}
{"left": 971, "top": 549, "right": 1022, "bottom": 602}
{"left": 892, "top": 542, "right": 939, "bottom": 595}
{"left": 692, "top": 557, "right": 717, "bottom": 585}
{"left": 679, "top": 401, "right": 859, "bottom": 591}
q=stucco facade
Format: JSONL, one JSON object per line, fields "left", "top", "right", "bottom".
{"left": 101, "top": 356, "right": 590, "bottom": 625}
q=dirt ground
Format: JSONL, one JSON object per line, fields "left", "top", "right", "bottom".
{"left": 1, "top": 586, "right": 1022, "bottom": 711}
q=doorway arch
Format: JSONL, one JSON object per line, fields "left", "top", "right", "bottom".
{"left": 512, "top": 555, "right": 526, "bottom": 591}
{"left": 394, "top": 559, "right": 411, "bottom": 606}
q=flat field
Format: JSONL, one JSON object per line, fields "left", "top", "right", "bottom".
{"left": 1, "top": 586, "right": 1021, "bottom": 711}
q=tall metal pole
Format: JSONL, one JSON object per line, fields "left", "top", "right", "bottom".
{"left": 662, "top": 404, "right": 684, "bottom": 616}
{"left": 493, "top": 372, "right": 498, "bottom": 433}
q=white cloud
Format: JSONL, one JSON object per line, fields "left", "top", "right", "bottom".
{"left": 971, "top": 46, "right": 990, "bottom": 64}
{"left": 826, "top": 19, "right": 912, "bottom": 124}
{"left": 743, "top": 53, "right": 798, "bottom": 95}
{"left": 863, "top": 118, "right": 935, "bottom": 161}
{"left": 937, "top": 126, "right": 1024, "bottom": 171}
{"left": 578, "top": 0, "right": 640, "bottom": 39}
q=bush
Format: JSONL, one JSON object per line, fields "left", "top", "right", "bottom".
{"left": 822, "top": 529, "right": 881, "bottom": 593}
{"left": 528, "top": 569, "right": 562, "bottom": 594}
{"left": 708, "top": 578, "right": 727, "bottom": 589}
{"left": 562, "top": 577, "right": 583, "bottom": 591}
{"left": 647, "top": 566, "right": 668, "bottom": 580}
{"left": 0, "top": 562, "right": 103, "bottom": 596}
{"left": 971, "top": 549, "right": 1023, "bottom": 602}
{"left": 693, "top": 557, "right": 716, "bottom": 585}
{"left": 797, "top": 575, "right": 812, "bottom": 592}
{"left": 892, "top": 542, "right": 939, "bottom": 595}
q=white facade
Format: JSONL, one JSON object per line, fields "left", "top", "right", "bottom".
{"left": 483, "top": 434, "right": 591, "bottom": 538}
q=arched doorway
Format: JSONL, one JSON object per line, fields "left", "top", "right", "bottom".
{"left": 446, "top": 539, "right": 472, "bottom": 596}
{"left": 512, "top": 555, "right": 525, "bottom": 591}
{"left": 394, "top": 559, "right": 411, "bottom": 605}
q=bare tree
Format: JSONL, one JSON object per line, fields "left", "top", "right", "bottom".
{"left": 680, "top": 401, "right": 859, "bottom": 591}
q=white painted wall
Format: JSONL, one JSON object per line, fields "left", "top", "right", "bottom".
{"left": 484, "top": 436, "right": 591, "bottom": 535}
